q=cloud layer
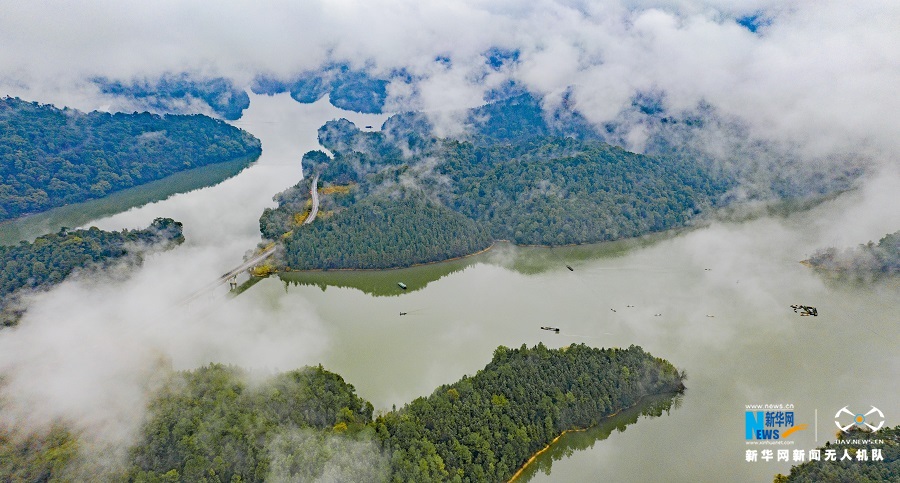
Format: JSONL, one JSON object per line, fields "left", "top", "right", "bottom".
{"left": 2, "top": 1, "right": 897, "bottom": 162}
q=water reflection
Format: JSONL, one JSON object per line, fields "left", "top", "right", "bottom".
{"left": 516, "top": 392, "right": 684, "bottom": 482}
{"left": 0, "top": 156, "right": 254, "bottom": 245}
{"left": 276, "top": 250, "right": 480, "bottom": 296}
{"left": 273, "top": 232, "right": 683, "bottom": 297}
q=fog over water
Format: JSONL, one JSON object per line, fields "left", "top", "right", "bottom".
{"left": 0, "top": 95, "right": 387, "bottom": 446}
{"left": 1, "top": 1, "right": 898, "bottom": 480}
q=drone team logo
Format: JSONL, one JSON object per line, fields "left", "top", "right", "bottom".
{"left": 834, "top": 406, "right": 885, "bottom": 433}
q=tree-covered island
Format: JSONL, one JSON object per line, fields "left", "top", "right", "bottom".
{"left": 804, "top": 230, "right": 900, "bottom": 277}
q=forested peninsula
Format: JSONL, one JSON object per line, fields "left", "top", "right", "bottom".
{"left": 0, "top": 97, "right": 261, "bottom": 221}
{"left": 260, "top": 95, "right": 730, "bottom": 270}
{"left": 1, "top": 344, "right": 684, "bottom": 481}
{"left": 0, "top": 218, "right": 184, "bottom": 326}
{"left": 805, "top": 230, "right": 899, "bottom": 277}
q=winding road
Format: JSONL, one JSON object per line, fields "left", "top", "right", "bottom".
{"left": 303, "top": 174, "right": 319, "bottom": 225}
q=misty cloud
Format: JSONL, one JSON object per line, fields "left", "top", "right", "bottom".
{"left": 1, "top": 1, "right": 895, "bottom": 165}
{"left": 0, "top": 244, "right": 330, "bottom": 444}
{"left": 266, "top": 428, "right": 390, "bottom": 483}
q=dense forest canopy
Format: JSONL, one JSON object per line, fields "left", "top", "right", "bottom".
{"left": 0, "top": 344, "right": 683, "bottom": 481}
{"left": 279, "top": 191, "right": 493, "bottom": 270}
{"left": 375, "top": 343, "right": 685, "bottom": 482}
{"left": 806, "top": 230, "right": 900, "bottom": 276}
{"left": 261, "top": 95, "right": 730, "bottom": 269}
{"left": 774, "top": 426, "right": 898, "bottom": 482}
{"left": 0, "top": 218, "right": 184, "bottom": 326}
{"left": 0, "top": 97, "right": 261, "bottom": 221}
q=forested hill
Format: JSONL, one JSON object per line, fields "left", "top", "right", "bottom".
{"left": 0, "top": 97, "right": 261, "bottom": 221}
{"left": 261, "top": 95, "right": 729, "bottom": 269}
{"left": 375, "top": 343, "right": 685, "bottom": 482}
{"left": 318, "top": 96, "right": 731, "bottom": 245}
{"left": 126, "top": 365, "right": 379, "bottom": 482}
{"left": 2, "top": 344, "right": 682, "bottom": 481}
{"left": 383, "top": 93, "right": 599, "bottom": 145}
{"left": 0, "top": 218, "right": 184, "bottom": 326}
{"left": 806, "top": 230, "right": 900, "bottom": 277}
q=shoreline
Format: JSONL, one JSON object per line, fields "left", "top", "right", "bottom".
{"left": 257, "top": 187, "right": 850, "bottom": 275}
{"left": 0, "top": 152, "right": 259, "bottom": 226}
{"left": 0, "top": 153, "right": 260, "bottom": 245}
{"left": 266, "top": 227, "right": 689, "bottom": 274}
{"left": 507, "top": 391, "right": 682, "bottom": 482}
{"left": 507, "top": 427, "right": 588, "bottom": 482}
{"left": 271, "top": 241, "right": 499, "bottom": 273}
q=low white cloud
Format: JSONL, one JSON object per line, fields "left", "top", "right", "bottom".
{"left": 1, "top": 0, "right": 894, "bottom": 169}
{"left": 0, "top": 245, "right": 329, "bottom": 444}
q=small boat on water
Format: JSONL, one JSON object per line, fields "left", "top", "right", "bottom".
{"left": 566, "top": 265, "right": 574, "bottom": 271}
{"left": 400, "top": 312, "right": 408, "bottom": 316}
{"left": 790, "top": 304, "right": 817, "bottom": 316}
{"left": 540, "top": 326, "right": 560, "bottom": 333}
{"left": 398, "top": 282, "right": 407, "bottom": 290}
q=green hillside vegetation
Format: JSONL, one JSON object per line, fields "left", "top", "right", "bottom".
{"left": 438, "top": 137, "right": 722, "bottom": 245}
{"left": 0, "top": 218, "right": 184, "bottom": 326}
{"left": 261, "top": 96, "right": 728, "bottom": 270}
{"left": 0, "top": 344, "right": 682, "bottom": 481}
{"left": 127, "top": 364, "right": 377, "bottom": 482}
{"left": 281, "top": 192, "right": 492, "bottom": 270}
{"left": 0, "top": 425, "right": 79, "bottom": 482}
{"left": 774, "top": 426, "right": 899, "bottom": 482}
{"left": 806, "top": 230, "right": 900, "bottom": 276}
{"left": 375, "top": 343, "right": 685, "bottom": 482}
{"left": 0, "top": 97, "right": 261, "bottom": 221}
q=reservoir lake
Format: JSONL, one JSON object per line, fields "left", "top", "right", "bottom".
{"left": 3, "top": 93, "right": 898, "bottom": 482}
